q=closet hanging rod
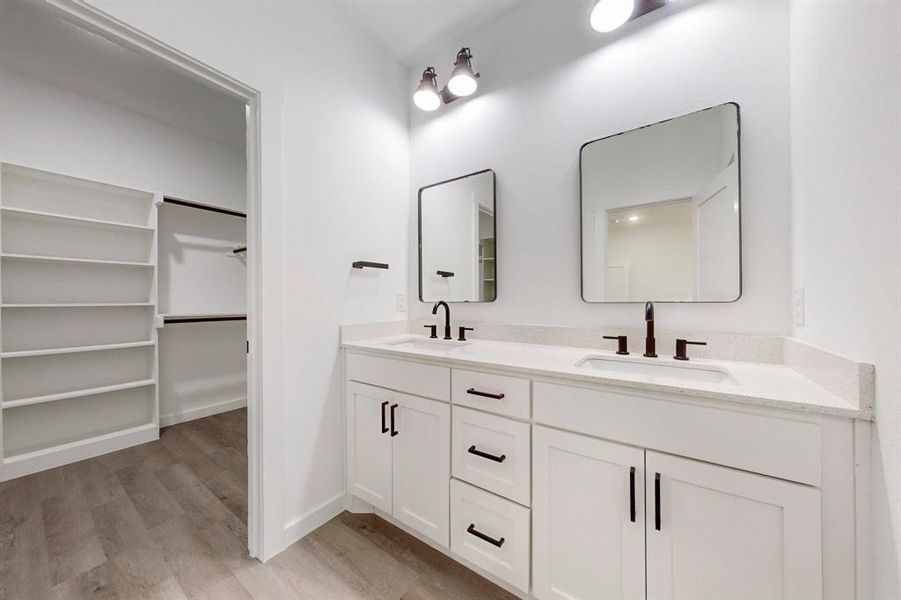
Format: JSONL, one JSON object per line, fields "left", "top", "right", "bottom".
{"left": 164, "top": 315, "right": 247, "bottom": 324}
{"left": 162, "top": 196, "right": 246, "bottom": 218}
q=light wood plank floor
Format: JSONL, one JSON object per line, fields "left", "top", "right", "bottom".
{"left": 0, "top": 409, "right": 515, "bottom": 599}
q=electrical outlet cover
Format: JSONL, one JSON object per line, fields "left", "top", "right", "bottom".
{"left": 396, "top": 292, "right": 407, "bottom": 312}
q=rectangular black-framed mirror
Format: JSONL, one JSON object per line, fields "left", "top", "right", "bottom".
{"left": 418, "top": 169, "right": 496, "bottom": 303}
{"left": 580, "top": 103, "right": 741, "bottom": 303}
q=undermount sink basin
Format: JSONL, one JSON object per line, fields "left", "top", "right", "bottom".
{"left": 575, "top": 355, "right": 735, "bottom": 385}
{"left": 383, "top": 337, "right": 469, "bottom": 351}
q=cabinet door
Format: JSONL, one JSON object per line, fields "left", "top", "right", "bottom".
{"left": 532, "top": 426, "right": 646, "bottom": 600}
{"left": 347, "top": 382, "right": 393, "bottom": 513}
{"left": 392, "top": 392, "right": 450, "bottom": 546}
{"left": 646, "top": 451, "right": 822, "bottom": 600}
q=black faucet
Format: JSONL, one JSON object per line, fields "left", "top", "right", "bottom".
{"left": 432, "top": 301, "right": 452, "bottom": 340}
{"left": 644, "top": 301, "right": 657, "bottom": 358}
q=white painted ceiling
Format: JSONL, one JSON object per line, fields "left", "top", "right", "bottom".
{"left": 0, "top": 1, "right": 246, "bottom": 149}
{"left": 335, "top": 0, "right": 522, "bottom": 66}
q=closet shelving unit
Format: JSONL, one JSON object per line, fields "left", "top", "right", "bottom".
{"left": 479, "top": 236, "right": 496, "bottom": 300}
{"left": 158, "top": 196, "right": 247, "bottom": 326}
{"left": 0, "top": 163, "right": 160, "bottom": 481}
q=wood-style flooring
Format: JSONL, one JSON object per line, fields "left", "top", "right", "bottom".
{"left": 0, "top": 409, "right": 515, "bottom": 599}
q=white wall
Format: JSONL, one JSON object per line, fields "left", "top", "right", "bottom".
{"left": 85, "top": 0, "right": 411, "bottom": 558}
{"left": 0, "top": 66, "right": 245, "bottom": 210}
{"left": 157, "top": 202, "right": 248, "bottom": 425}
{"left": 606, "top": 203, "right": 695, "bottom": 301}
{"left": 409, "top": 0, "right": 791, "bottom": 333}
{"left": 790, "top": 2, "right": 901, "bottom": 596}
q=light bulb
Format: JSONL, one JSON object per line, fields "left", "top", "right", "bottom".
{"left": 447, "top": 48, "right": 478, "bottom": 97}
{"left": 447, "top": 70, "right": 477, "bottom": 97}
{"left": 590, "top": 0, "right": 635, "bottom": 33}
{"left": 413, "top": 67, "right": 441, "bottom": 111}
{"left": 414, "top": 88, "right": 440, "bottom": 111}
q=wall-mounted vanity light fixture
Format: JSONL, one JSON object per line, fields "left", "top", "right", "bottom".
{"left": 590, "top": 0, "right": 666, "bottom": 33}
{"left": 413, "top": 47, "right": 480, "bottom": 112}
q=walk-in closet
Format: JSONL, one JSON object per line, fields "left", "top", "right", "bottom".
{"left": 0, "top": 0, "right": 252, "bottom": 570}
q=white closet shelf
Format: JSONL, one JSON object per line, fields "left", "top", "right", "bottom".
{"left": 1, "top": 303, "right": 154, "bottom": 308}
{"left": 0, "top": 207, "right": 153, "bottom": 232}
{"left": 1, "top": 340, "right": 155, "bottom": 359}
{"left": 2, "top": 379, "right": 156, "bottom": 409}
{"left": 0, "top": 253, "right": 154, "bottom": 268}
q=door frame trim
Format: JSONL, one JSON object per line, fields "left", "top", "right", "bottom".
{"left": 44, "top": 0, "right": 278, "bottom": 560}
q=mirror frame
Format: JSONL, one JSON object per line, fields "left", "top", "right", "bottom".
{"left": 418, "top": 168, "right": 497, "bottom": 303}
{"left": 578, "top": 102, "right": 743, "bottom": 304}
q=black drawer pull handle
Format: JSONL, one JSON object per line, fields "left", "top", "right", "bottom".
{"left": 467, "top": 524, "right": 505, "bottom": 548}
{"left": 466, "top": 388, "right": 505, "bottom": 400}
{"left": 629, "top": 466, "right": 636, "bottom": 523}
{"left": 654, "top": 472, "right": 661, "bottom": 531}
{"left": 380, "top": 401, "right": 389, "bottom": 434}
{"left": 468, "top": 445, "right": 506, "bottom": 463}
{"left": 390, "top": 403, "right": 399, "bottom": 437}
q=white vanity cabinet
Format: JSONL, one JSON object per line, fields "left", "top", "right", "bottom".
{"left": 344, "top": 347, "right": 863, "bottom": 600}
{"left": 531, "top": 424, "right": 822, "bottom": 600}
{"left": 646, "top": 451, "right": 822, "bottom": 600}
{"left": 532, "top": 426, "right": 646, "bottom": 600}
{"left": 346, "top": 380, "right": 450, "bottom": 546}
{"left": 347, "top": 382, "right": 393, "bottom": 512}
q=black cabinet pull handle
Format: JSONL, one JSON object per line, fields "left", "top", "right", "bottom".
{"left": 467, "top": 524, "right": 505, "bottom": 548}
{"left": 629, "top": 466, "right": 636, "bottom": 523}
{"left": 654, "top": 472, "right": 661, "bottom": 531}
{"left": 390, "top": 404, "right": 398, "bottom": 437}
{"left": 468, "top": 445, "right": 506, "bottom": 463}
{"left": 380, "top": 401, "right": 389, "bottom": 434}
{"left": 466, "top": 388, "right": 505, "bottom": 400}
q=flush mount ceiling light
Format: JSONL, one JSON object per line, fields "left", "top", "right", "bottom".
{"left": 413, "top": 47, "right": 481, "bottom": 112}
{"left": 590, "top": 0, "right": 666, "bottom": 33}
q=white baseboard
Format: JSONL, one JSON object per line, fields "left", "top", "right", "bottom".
{"left": 282, "top": 491, "right": 346, "bottom": 549}
{"left": 159, "top": 397, "right": 247, "bottom": 427}
{"left": 1, "top": 423, "right": 158, "bottom": 482}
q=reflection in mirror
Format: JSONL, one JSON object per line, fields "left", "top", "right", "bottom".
{"left": 580, "top": 103, "right": 741, "bottom": 303}
{"left": 419, "top": 170, "right": 496, "bottom": 302}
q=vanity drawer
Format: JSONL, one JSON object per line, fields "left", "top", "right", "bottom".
{"left": 345, "top": 352, "right": 449, "bottom": 401}
{"left": 450, "top": 479, "right": 530, "bottom": 593}
{"left": 452, "top": 407, "right": 531, "bottom": 506}
{"left": 533, "top": 381, "right": 822, "bottom": 486}
{"left": 452, "top": 369, "right": 530, "bottom": 419}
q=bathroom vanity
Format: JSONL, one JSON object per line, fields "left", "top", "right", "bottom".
{"left": 342, "top": 331, "right": 871, "bottom": 600}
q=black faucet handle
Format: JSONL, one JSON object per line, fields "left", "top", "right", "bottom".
{"left": 603, "top": 335, "right": 629, "bottom": 355}
{"left": 674, "top": 339, "right": 706, "bottom": 361}
{"left": 424, "top": 325, "right": 438, "bottom": 339}
{"left": 458, "top": 326, "right": 474, "bottom": 342}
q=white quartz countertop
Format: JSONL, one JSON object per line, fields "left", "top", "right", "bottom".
{"left": 342, "top": 334, "right": 870, "bottom": 420}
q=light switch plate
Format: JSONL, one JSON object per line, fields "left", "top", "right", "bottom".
{"left": 396, "top": 292, "right": 407, "bottom": 313}
{"left": 792, "top": 287, "right": 805, "bottom": 326}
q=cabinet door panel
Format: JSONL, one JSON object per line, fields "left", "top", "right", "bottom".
{"left": 532, "top": 426, "right": 645, "bottom": 600}
{"left": 347, "top": 382, "right": 393, "bottom": 513}
{"left": 646, "top": 451, "right": 822, "bottom": 600}
{"left": 392, "top": 393, "right": 450, "bottom": 546}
